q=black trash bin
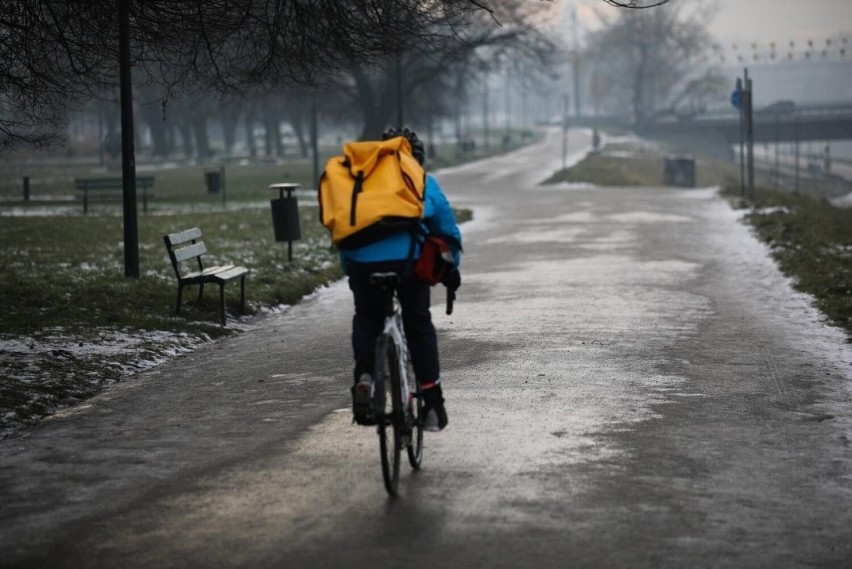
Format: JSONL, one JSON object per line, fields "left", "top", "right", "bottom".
{"left": 270, "top": 183, "right": 302, "bottom": 262}
{"left": 664, "top": 156, "right": 696, "bottom": 188}
{"left": 205, "top": 170, "right": 221, "bottom": 194}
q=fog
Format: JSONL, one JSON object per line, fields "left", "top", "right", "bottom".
{"left": 708, "top": 0, "right": 852, "bottom": 45}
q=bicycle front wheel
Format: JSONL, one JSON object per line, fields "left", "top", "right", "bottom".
{"left": 375, "top": 334, "right": 402, "bottom": 496}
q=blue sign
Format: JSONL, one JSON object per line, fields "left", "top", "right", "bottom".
{"left": 730, "top": 78, "right": 743, "bottom": 110}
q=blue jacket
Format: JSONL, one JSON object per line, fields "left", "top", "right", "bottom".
{"left": 339, "top": 174, "right": 462, "bottom": 273}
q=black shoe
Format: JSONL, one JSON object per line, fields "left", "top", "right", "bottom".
{"left": 352, "top": 373, "right": 375, "bottom": 426}
{"left": 421, "top": 385, "right": 448, "bottom": 432}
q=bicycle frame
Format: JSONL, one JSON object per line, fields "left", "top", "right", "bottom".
{"left": 381, "top": 297, "right": 411, "bottom": 416}
{"left": 370, "top": 271, "right": 424, "bottom": 495}
{"left": 367, "top": 269, "right": 453, "bottom": 495}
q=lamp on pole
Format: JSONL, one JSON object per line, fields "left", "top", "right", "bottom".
{"left": 482, "top": 72, "right": 490, "bottom": 150}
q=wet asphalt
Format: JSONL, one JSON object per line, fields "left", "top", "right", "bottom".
{"left": 2, "top": 129, "right": 852, "bottom": 568}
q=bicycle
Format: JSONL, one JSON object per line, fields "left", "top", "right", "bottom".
{"left": 368, "top": 271, "right": 455, "bottom": 496}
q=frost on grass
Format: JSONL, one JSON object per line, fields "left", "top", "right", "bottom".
{"left": 0, "top": 328, "right": 209, "bottom": 438}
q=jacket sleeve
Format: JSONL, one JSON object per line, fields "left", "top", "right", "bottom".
{"left": 424, "top": 174, "right": 463, "bottom": 268}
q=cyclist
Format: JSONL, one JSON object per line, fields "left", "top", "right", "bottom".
{"left": 344, "top": 127, "right": 462, "bottom": 432}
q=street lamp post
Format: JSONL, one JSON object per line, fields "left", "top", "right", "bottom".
{"left": 562, "top": 94, "right": 570, "bottom": 170}
{"left": 119, "top": 0, "right": 139, "bottom": 278}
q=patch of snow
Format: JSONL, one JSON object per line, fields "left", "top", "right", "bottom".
{"left": 607, "top": 212, "right": 694, "bottom": 224}
{"left": 540, "top": 181, "right": 598, "bottom": 191}
{"left": 531, "top": 212, "right": 598, "bottom": 224}
{"left": 0, "top": 328, "right": 202, "bottom": 359}
{"left": 751, "top": 206, "right": 791, "bottom": 215}
{"left": 482, "top": 227, "right": 588, "bottom": 245}
{"left": 0, "top": 206, "right": 81, "bottom": 217}
{"left": 258, "top": 304, "right": 291, "bottom": 315}
{"left": 709, "top": 191, "right": 852, "bottom": 372}
{"left": 604, "top": 150, "right": 638, "bottom": 159}
{"left": 829, "top": 192, "right": 852, "bottom": 208}
{"left": 0, "top": 327, "right": 211, "bottom": 438}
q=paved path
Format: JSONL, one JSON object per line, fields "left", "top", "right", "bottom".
{"left": 3, "top": 130, "right": 852, "bottom": 568}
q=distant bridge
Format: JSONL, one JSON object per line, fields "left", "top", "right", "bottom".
{"left": 573, "top": 102, "right": 852, "bottom": 158}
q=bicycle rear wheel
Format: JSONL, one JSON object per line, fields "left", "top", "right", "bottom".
{"left": 375, "top": 335, "right": 402, "bottom": 496}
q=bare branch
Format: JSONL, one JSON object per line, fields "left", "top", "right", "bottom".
{"left": 602, "top": 0, "right": 672, "bottom": 8}
{"left": 0, "top": 0, "right": 502, "bottom": 151}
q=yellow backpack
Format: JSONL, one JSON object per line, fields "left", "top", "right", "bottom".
{"left": 318, "top": 136, "right": 426, "bottom": 249}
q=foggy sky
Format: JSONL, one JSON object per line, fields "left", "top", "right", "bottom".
{"left": 563, "top": 0, "right": 852, "bottom": 46}
{"left": 709, "top": 0, "right": 852, "bottom": 44}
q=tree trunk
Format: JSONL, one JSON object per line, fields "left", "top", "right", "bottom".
{"left": 286, "top": 107, "right": 309, "bottom": 157}
{"left": 454, "top": 68, "right": 465, "bottom": 146}
{"left": 353, "top": 64, "right": 396, "bottom": 140}
{"left": 191, "top": 113, "right": 211, "bottom": 160}
{"left": 135, "top": 87, "right": 172, "bottom": 156}
{"left": 263, "top": 112, "right": 274, "bottom": 156}
{"left": 179, "top": 116, "right": 194, "bottom": 159}
{"left": 245, "top": 103, "right": 257, "bottom": 159}
{"left": 220, "top": 99, "right": 241, "bottom": 155}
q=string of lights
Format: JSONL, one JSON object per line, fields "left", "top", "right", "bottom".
{"left": 711, "top": 37, "right": 849, "bottom": 64}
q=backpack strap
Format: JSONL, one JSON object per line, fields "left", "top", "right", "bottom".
{"left": 349, "top": 170, "right": 364, "bottom": 226}
{"left": 341, "top": 158, "right": 366, "bottom": 227}
{"left": 402, "top": 175, "right": 429, "bottom": 279}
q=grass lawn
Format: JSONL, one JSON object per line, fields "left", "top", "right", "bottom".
{"left": 0, "top": 131, "right": 541, "bottom": 203}
{"left": 722, "top": 185, "right": 852, "bottom": 339}
{"left": 541, "top": 141, "right": 674, "bottom": 187}
{"left": 0, "top": 203, "right": 342, "bottom": 431}
{"left": 1, "top": 204, "right": 341, "bottom": 333}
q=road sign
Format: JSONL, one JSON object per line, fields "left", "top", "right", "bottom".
{"left": 731, "top": 78, "right": 743, "bottom": 110}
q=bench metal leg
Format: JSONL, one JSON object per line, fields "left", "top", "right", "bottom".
{"left": 197, "top": 283, "right": 204, "bottom": 302}
{"left": 176, "top": 284, "right": 184, "bottom": 315}
{"left": 239, "top": 275, "right": 246, "bottom": 314}
{"left": 219, "top": 284, "right": 227, "bottom": 326}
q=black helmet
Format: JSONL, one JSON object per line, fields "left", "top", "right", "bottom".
{"left": 382, "top": 127, "right": 425, "bottom": 165}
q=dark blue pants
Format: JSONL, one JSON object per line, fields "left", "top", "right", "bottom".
{"left": 347, "top": 260, "right": 439, "bottom": 385}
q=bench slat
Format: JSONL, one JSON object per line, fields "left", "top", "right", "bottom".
{"left": 182, "top": 265, "right": 235, "bottom": 279}
{"left": 74, "top": 176, "right": 155, "bottom": 190}
{"left": 204, "top": 266, "right": 249, "bottom": 283}
{"left": 166, "top": 227, "right": 203, "bottom": 247}
{"left": 173, "top": 241, "right": 208, "bottom": 263}
{"left": 181, "top": 266, "right": 247, "bottom": 283}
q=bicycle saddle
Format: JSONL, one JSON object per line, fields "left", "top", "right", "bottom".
{"left": 369, "top": 272, "right": 399, "bottom": 287}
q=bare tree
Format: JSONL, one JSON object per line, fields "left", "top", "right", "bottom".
{"left": 603, "top": 0, "right": 673, "bottom": 8}
{"left": 585, "top": 3, "right": 724, "bottom": 125}
{"left": 328, "top": 0, "right": 559, "bottom": 140}
{"left": 0, "top": 0, "right": 504, "bottom": 150}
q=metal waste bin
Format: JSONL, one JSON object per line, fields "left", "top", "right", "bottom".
{"left": 270, "top": 183, "right": 302, "bottom": 262}
{"left": 205, "top": 170, "right": 221, "bottom": 193}
{"left": 664, "top": 156, "right": 696, "bottom": 188}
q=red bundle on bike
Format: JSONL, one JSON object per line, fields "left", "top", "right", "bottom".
{"left": 414, "top": 235, "right": 455, "bottom": 286}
